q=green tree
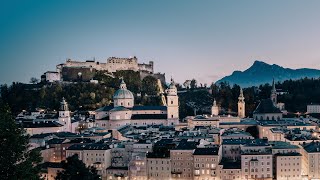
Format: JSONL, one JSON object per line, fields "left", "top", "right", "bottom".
{"left": 55, "top": 154, "right": 100, "bottom": 180}
{"left": 141, "top": 76, "right": 158, "bottom": 95}
{"left": 0, "top": 100, "right": 42, "bottom": 180}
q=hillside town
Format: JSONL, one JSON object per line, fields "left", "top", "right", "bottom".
{"left": 13, "top": 58, "right": 320, "bottom": 180}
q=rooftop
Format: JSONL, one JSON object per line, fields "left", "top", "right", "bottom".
{"left": 269, "top": 141, "right": 299, "bottom": 149}
{"left": 68, "top": 143, "right": 110, "bottom": 150}
{"left": 132, "top": 106, "right": 167, "bottom": 111}
{"left": 131, "top": 114, "right": 167, "bottom": 120}
{"left": 302, "top": 141, "right": 320, "bottom": 153}
{"left": 253, "top": 99, "right": 282, "bottom": 114}
{"left": 193, "top": 147, "right": 219, "bottom": 155}
{"left": 219, "top": 159, "right": 241, "bottom": 169}
{"left": 18, "top": 121, "right": 63, "bottom": 128}
{"left": 96, "top": 105, "right": 114, "bottom": 112}
{"left": 175, "top": 139, "right": 198, "bottom": 150}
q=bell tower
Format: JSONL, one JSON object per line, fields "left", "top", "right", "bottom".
{"left": 166, "top": 78, "right": 179, "bottom": 125}
{"left": 58, "top": 97, "right": 71, "bottom": 132}
{"left": 238, "top": 88, "right": 245, "bottom": 118}
{"left": 211, "top": 99, "right": 219, "bottom": 116}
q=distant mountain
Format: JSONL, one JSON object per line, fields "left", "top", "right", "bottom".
{"left": 216, "top": 60, "right": 320, "bottom": 87}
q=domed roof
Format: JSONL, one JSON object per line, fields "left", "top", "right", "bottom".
{"left": 113, "top": 79, "right": 134, "bottom": 100}
{"left": 169, "top": 78, "right": 177, "bottom": 89}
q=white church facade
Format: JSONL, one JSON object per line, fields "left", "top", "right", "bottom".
{"left": 95, "top": 79, "right": 179, "bottom": 129}
{"left": 20, "top": 98, "right": 79, "bottom": 136}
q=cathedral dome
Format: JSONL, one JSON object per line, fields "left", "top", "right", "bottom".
{"left": 113, "top": 79, "right": 134, "bottom": 100}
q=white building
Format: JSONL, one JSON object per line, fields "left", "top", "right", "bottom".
{"left": 193, "top": 147, "right": 221, "bottom": 180}
{"left": 275, "top": 152, "right": 302, "bottom": 180}
{"left": 95, "top": 78, "right": 179, "bottom": 130}
{"left": 240, "top": 139, "right": 273, "bottom": 180}
{"left": 307, "top": 104, "right": 320, "bottom": 114}
{"left": 44, "top": 71, "right": 61, "bottom": 82}
{"left": 19, "top": 98, "right": 78, "bottom": 135}
{"left": 301, "top": 141, "right": 320, "bottom": 179}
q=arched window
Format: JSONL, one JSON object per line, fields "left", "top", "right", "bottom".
{"left": 266, "top": 117, "right": 269, "bottom": 120}
{"left": 272, "top": 116, "right": 275, "bottom": 120}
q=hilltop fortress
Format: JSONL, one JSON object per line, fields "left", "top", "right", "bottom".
{"left": 43, "top": 56, "right": 165, "bottom": 83}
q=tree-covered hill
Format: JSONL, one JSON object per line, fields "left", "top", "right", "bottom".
{"left": 0, "top": 70, "right": 161, "bottom": 115}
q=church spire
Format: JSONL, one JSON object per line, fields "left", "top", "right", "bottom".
{"left": 270, "top": 78, "right": 277, "bottom": 106}
{"left": 238, "top": 88, "right": 245, "bottom": 102}
{"left": 272, "top": 78, "right": 276, "bottom": 93}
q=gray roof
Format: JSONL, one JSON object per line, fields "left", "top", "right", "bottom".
{"left": 302, "top": 141, "right": 320, "bottom": 153}
{"left": 131, "top": 114, "right": 167, "bottom": 120}
{"left": 110, "top": 106, "right": 130, "bottom": 112}
{"left": 19, "top": 121, "right": 63, "bottom": 128}
{"left": 193, "top": 147, "right": 219, "bottom": 155}
{"left": 132, "top": 106, "right": 167, "bottom": 111}
{"left": 96, "top": 105, "right": 113, "bottom": 112}
{"left": 253, "top": 99, "right": 282, "bottom": 114}
{"left": 68, "top": 143, "right": 110, "bottom": 150}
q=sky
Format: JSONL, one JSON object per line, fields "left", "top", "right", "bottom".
{"left": 1, "top": 0, "right": 320, "bottom": 85}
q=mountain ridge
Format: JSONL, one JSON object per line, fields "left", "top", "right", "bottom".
{"left": 215, "top": 60, "right": 320, "bottom": 87}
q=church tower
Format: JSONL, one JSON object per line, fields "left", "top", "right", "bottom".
{"left": 58, "top": 97, "right": 71, "bottom": 132}
{"left": 238, "top": 88, "right": 245, "bottom": 118}
{"left": 271, "top": 78, "right": 277, "bottom": 106}
{"left": 166, "top": 78, "right": 179, "bottom": 125}
{"left": 211, "top": 99, "right": 219, "bottom": 116}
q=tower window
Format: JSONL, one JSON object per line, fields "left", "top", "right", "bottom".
{"left": 171, "top": 115, "right": 173, "bottom": 118}
{"left": 171, "top": 101, "right": 173, "bottom": 104}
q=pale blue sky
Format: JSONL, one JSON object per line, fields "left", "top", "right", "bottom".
{"left": 1, "top": 0, "right": 320, "bottom": 84}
